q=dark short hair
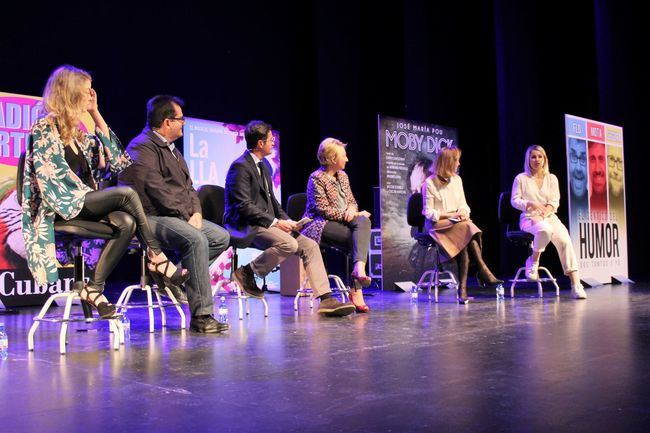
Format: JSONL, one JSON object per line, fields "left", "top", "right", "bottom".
{"left": 407, "top": 156, "right": 433, "bottom": 179}
{"left": 244, "top": 120, "right": 272, "bottom": 150}
{"left": 147, "top": 95, "right": 185, "bottom": 128}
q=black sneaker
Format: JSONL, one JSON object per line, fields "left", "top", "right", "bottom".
{"left": 232, "top": 264, "right": 264, "bottom": 299}
{"left": 190, "top": 315, "right": 229, "bottom": 333}
{"left": 317, "top": 297, "right": 355, "bottom": 317}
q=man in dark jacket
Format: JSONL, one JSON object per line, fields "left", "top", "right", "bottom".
{"left": 224, "top": 120, "right": 354, "bottom": 317}
{"left": 119, "top": 95, "right": 230, "bottom": 333}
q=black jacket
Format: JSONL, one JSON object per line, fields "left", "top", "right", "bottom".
{"left": 118, "top": 128, "right": 201, "bottom": 220}
{"left": 224, "top": 151, "right": 288, "bottom": 231}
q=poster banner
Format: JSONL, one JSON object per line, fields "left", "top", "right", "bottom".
{"left": 377, "top": 115, "right": 458, "bottom": 289}
{"left": 1, "top": 92, "right": 77, "bottom": 306}
{"left": 565, "top": 114, "right": 628, "bottom": 283}
{"left": 182, "top": 118, "right": 282, "bottom": 292}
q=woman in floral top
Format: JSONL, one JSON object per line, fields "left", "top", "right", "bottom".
{"left": 22, "top": 65, "right": 188, "bottom": 318}
{"left": 301, "top": 138, "right": 372, "bottom": 313}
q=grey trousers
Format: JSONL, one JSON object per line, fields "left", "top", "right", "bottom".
{"left": 250, "top": 226, "right": 331, "bottom": 298}
{"left": 320, "top": 215, "right": 371, "bottom": 263}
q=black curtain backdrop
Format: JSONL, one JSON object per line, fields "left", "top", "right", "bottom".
{"left": 2, "top": 0, "right": 647, "bottom": 285}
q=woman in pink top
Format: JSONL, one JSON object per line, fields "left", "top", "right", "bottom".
{"left": 511, "top": 145, "right": 587, "bottom": 299}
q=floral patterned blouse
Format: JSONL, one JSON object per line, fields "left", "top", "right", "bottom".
{"left": 21, "top": 117, "right": 132, "bottom": 285}
{"left": 300, "top": 167, "right": 358, "bottom": 244}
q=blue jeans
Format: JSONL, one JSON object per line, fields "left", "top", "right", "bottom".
{"left": 147, "top": 216, "right": 230, "bottom": 317}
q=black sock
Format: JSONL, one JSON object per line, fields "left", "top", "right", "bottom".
{"left": 319, "top": 293, "right": 332, "bottom": 301}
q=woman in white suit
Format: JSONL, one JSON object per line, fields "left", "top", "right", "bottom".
{"left": 510, "top": 145, "right": 587, "bottom": 299}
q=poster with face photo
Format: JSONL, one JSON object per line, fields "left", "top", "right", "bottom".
{"left": 182, "top": 118, "right": 282, "bottom": 292}
{"left": 565, "top": 114, "right": 628, "bottom": 283}
{"left": 377, "top": 115, "right": 458, "bottom": 289}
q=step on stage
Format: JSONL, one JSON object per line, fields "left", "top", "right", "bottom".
{"left": 1, "top": 283, "right": 649, "bottom": 432}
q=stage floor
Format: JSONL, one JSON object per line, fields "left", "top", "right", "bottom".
{"left": 1, "top": 282, "right": 649, "bottom": 432}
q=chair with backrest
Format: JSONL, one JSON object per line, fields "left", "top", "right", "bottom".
{"left": 286, "top": 193, "right": 352, "bottom": 311}
{"left": 406, "top": 192, "right": 459, "bottom": 302}
{"left": 17, "top": 152, "right": 123, "bottom": 354}
{"left": 498, "top": 191, "right": 559, "bottom": 297}
{"left": 114, "top": 239, "right": 187, "bottom": 333}
{"left": 197, "top": 184, "right": 268, "bottom": 320}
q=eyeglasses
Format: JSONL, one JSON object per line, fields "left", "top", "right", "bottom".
{"left": 168, "top": 117, "right": 186, "bottom": 123}
{"left": 589, "top": 154, "right": 606, "bottom": 164}
{"left": 569, "top": 153, "right": 587, "bottom": 166}
{"left": 608, "top": 155, "right": 623, "bottom": 170}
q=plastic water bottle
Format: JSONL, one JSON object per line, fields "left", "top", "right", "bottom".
{"left": 496, "top": 284, "right": 505, "bottom": 301}
{"left": 410, "top": 285, "right": 419, "bottom": 303}
{"left": 120, "top": 313, "right": 130, "bottom": 341}
{"left": 0, "top": 323, "right": 8, "bottom": 360}
{"left": 217, "top": 296, "right": 229, "bottom": 324}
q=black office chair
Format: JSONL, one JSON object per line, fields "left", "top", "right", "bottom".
{"left": 17, "top": 152, "right": 123, "bottom": 354}
{"left": 406, "top": 192, "right": 459, "bottom": 302}
{"left": 197, "top": 184, "right": 268, "bottom": 319}
{"left": 498, "top": 191, "right": 559, "bottom": 297}
{"left": 286, "top": 192, "right": 351, "bottom": 311}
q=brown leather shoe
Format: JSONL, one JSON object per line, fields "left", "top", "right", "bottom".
{"left": 317, "top": 297, "right": 355, "bottom": 317}
{"left": 232, "top": 264, "right": 264, "bottom": 298}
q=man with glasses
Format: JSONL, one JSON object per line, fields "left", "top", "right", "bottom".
{"left": 224, "top": 120, "right": 355, "bottom": 317}
{"left": 588, "top": 141, "right": 608, "bottom": 212}
{"left": 607, "top": 145, "right": 624, "bottom": 210}
{"left": 119, "top": 95, "right": 230, "bottom": 333}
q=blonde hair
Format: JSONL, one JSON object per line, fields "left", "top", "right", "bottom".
{"left": 434, "top": 146, "right": 461, "bottom": 178}
{"left": 317, "top": 137, "right": 346, "bottom": 166}
{"left": 43, "top": 65, "right": 92, "bottom": 144}
{"left": 524, "top": 144, "right": 549, "bottom": 176}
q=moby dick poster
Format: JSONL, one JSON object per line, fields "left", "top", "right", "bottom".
{"left": 565, "top": 114, "right": 628, "bottom": 283}
{"left": 378, "top": 115, "right": 458, "bottom": 289}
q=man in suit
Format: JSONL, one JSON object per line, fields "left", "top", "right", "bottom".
{"left": 118, "top": 95, "right": 230, "bottom": 333}
{"left": 224, "top": 120, "right": 355, "bottom": 317}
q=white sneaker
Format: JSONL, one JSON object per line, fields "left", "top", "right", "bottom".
{"left": 571, "top": 283, "right": 587, "bottom": 299}
{"left": 525, "top": 256, "right": 539, "bottom": 280}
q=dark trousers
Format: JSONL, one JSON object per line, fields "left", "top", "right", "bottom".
{"left": 74, "top": 186, "right": 160, "bottom": 290}
{"left": 320, "top": 215, "right": 371, "bottom": 263}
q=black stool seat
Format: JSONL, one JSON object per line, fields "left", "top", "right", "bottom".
{"left": 226, "top": 225, "right": 257, "bottom": 250}
{"left": 406, "top": 192, "right": 459, "bottom": 302}
{"left": 285, "top": 192, "right": 351, "bottom": 311}
{"left": 17, "top": 151, "right": 124, "bottom": 354}
{"left": 498, "top": 191, "right": 560, "bottom": 297}
{"left": 413, "top": 232, "right": 434, "bottom": 246}
{"left": 54, "top": 219, "right": 118, "bottom": 240}
{"left": 198, "top": 184, "right": 269, "bottom": 320}
{"left": 506, "top": 230, "right": 534, "bottom": 245}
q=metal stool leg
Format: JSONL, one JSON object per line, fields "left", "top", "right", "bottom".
{"left": 28, "top": 292, "right": 67, "bottom": 351}
{"left": 59, "top": 293, "right": 76, "bottom": 355}
{"left": 146, "top": 285, "right": 155, "bottom": 333}
{"left": 154, "top": 290, "right": 168, "bottom": 327}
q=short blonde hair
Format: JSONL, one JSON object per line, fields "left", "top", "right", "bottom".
{"left": 317, "top": 137, "right": 346, "bottom": 166}
{"left": 434, "top": 146, "right": 461, "bottom": 178}
{"left": 43, "top": 65, "right": 92, "bottom": 144}
{"left": 524, "top": 144, "right": 549, "bottom": 176}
